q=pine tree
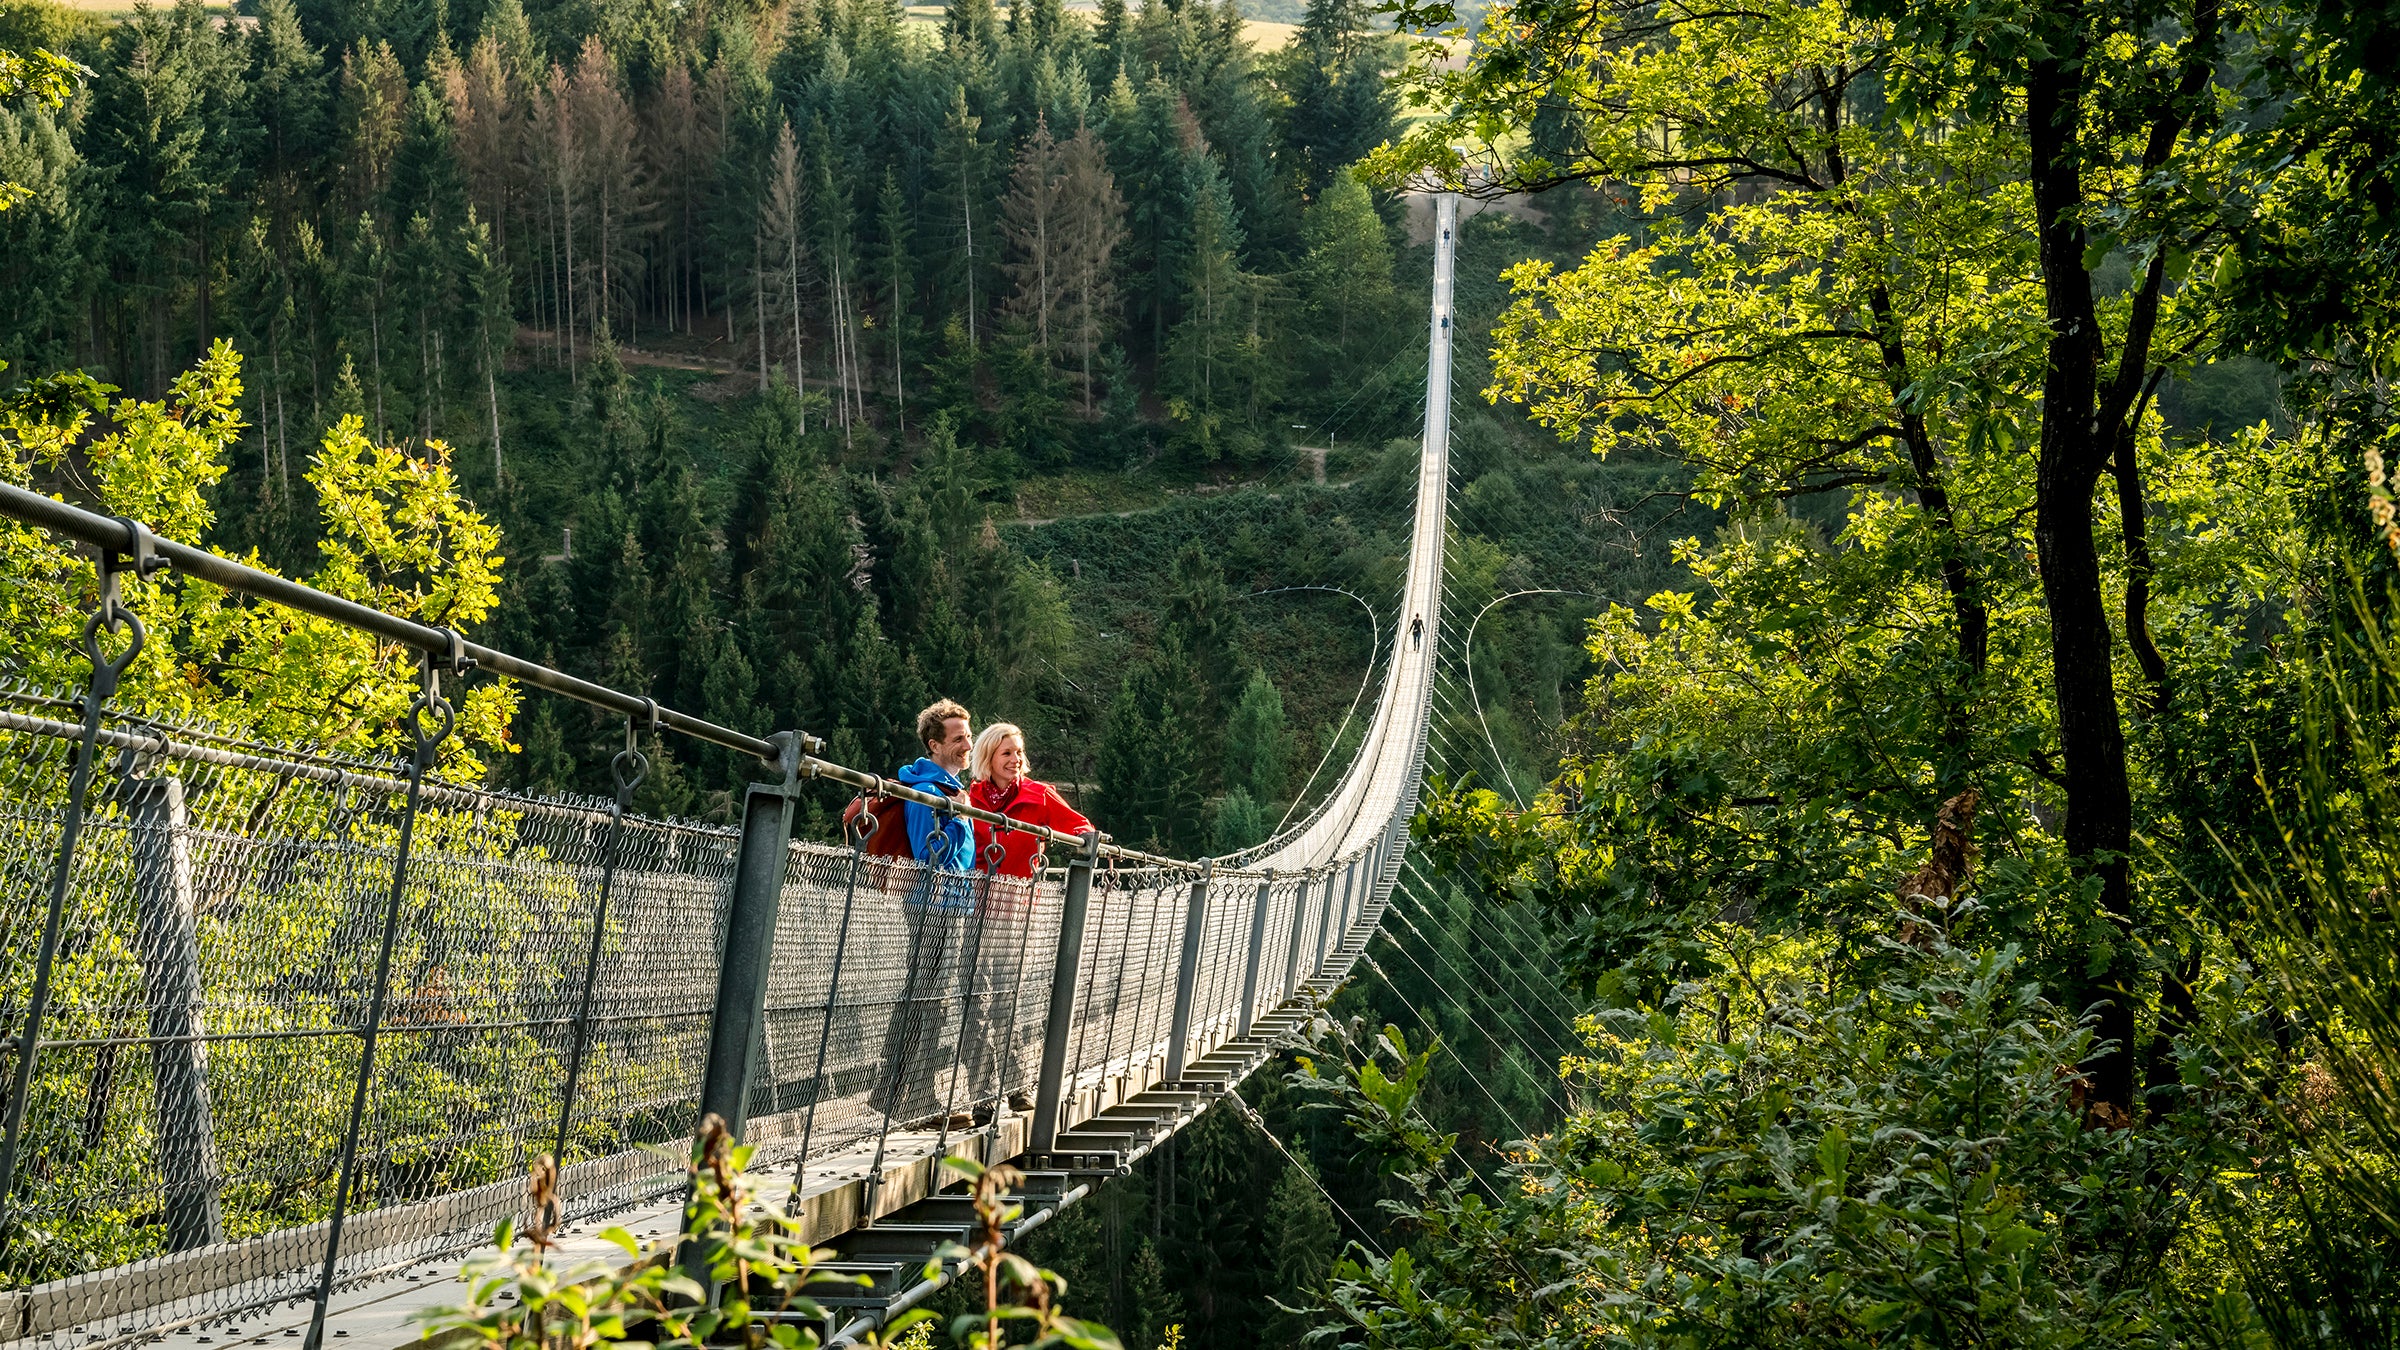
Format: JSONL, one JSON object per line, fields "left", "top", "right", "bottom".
{"left": 875, "top": 169, "right": 915, "bottom": 433}
{"left": 643, "top": 63, "right": 715, "bottom": 336}
{"left": 1261, "top": 1155, "right": 1338, "bottom": 1346}
{"left": 243, "top": 0, "right": 328, "bottom": 235}
{"left": 1295, "top": 168, "right": 1398, "bottom": 405}
{"left": 1165, "top": 539, "right": 1242, "bottom": 721}
{"left": 637, "top": 408, "right": 721, "bottom": 714}
{"left": 336, "top": 38, "right": 408, "bottom": 221}
{"left": 567, "top": 38, "right": 648, "bottom": 342}
{"left": 1161, "top": 165, "right": 1261, "bottom": 460}
{"left": 1096, "top": 629, "right": 1205, "bottom": 851}
{"left": 756, "top": 119, "right": 809, "bottom": 400}
{"left": 999, "top": 115, "right": 1064, "bottom": 358}
{"left": 1276, "top": 0, "right": 1395, "bottom": 196}
{"left": 1211, "top": 786, "right": 1265, "bottom": 853}
{"left": 1057, "top": 124, "right": 1127, "bottom": 410}
{"left": 447, "top": 35, "right": 515, "bottom": 265}
{"left": 460, "top": 206, "right": 511, "bottom": 479}
{"left": 1222, "top": 668, "right": 1288, "bottom": 804}
{"left": 337, "top": 210, "right": 393, "bottom": 437}
{"left": 396, "top": 210, "right": 454, "bottom": 438}
{"left": 930, "top": 85, "right": 994, "bottom": 346}
{"left": 808, "top": 118, "right": 865, "bottom": 444}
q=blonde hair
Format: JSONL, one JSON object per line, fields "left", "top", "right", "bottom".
{"left": 970, "top": 722, "right": 1027, "bottom": 784}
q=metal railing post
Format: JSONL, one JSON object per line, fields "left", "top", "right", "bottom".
{"left": 1161, "top": 859, "right": 1215, "bottom": 1082}
{"left": 1279, "top": 872, "right": 1313, "bottom": 1006}
{"left": 1031, "top": 834, "right": 1102, "bottom": 1154}
{"left": 123, "top": 776, "right": 224, "bottom": 1252}
{"left": 1236, "top": 872, "right": 1274, "bottom": 1038}
{"left": 1312, "top": 862, "right": 1345, "bottom": 978}
{"left": 695, "top": 768, "right": 800, "bottom": 1138}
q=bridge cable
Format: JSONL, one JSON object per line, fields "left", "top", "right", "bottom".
{"left": 1222, "top": 1087, "right": 1391, "bottom": 1260}
{"left": 1374, "top": 895, "right": 1578, "bottom": 1116}
{"left": 1352, "top": 942, "right": 1543, "bottom": 1146}
{"left": 1387, "top": 876, "right": 1587, "bottom": 1048}
{"left": 1382, "top": 875, "right": 1583, "bottom": 1061}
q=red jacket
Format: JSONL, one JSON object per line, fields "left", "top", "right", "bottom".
{"left": 969, "top": 778, "right": 1091, "bottom": 878}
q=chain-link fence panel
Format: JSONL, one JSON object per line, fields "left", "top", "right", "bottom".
{"left": 0, "top": 686, "right": 738, "bottom": 1345}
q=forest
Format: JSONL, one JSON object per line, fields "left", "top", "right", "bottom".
{"left": 10, "top": 0, "right": 2400, "bottom": 1335}
{"left": 0, "top": 0, "right": 1643, "bottom": 1337}
{"left": 0, "top": 0, "right": 1464, "bottom": 838}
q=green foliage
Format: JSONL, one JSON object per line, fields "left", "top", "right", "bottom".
{"left": 417, "top": 1117, "right": 847, "bottom": 1350}
{"left": 1306, "top": 934, "right": 2257, "bottom": 1347}
{"left": 931, "top": 1155, "right": 1123, "bottom": 1350}
{"left": 0, "top": 19, "right": 78, "bottom": 211}
{"left": 0, "top": 342, "right": 516, "bottom": 767}
{"left": 1222, "top": 668, "right": 1290, "bottom": 804}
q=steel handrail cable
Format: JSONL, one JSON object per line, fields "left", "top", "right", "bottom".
{"left": 0, "top": 481, "right": 1220, "bottom": 874}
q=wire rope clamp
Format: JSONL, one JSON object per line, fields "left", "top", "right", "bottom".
{"left": 437, "top": 627, "right": 477, "bottom": 676}
{"left": 763, "top": 729, "right": 817, "bottom": 790}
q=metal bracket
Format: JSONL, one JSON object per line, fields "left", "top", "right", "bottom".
{"left": 109, "top": 516, "right": 169, "bottom": 579}
{"left": 764, "top": 729, "right": 824, "bottom": 790}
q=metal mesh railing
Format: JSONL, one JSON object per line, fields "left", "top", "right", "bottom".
{"left": 0, "top": 685, "right": 1376, "bottom": 1350}
{"left": 0, "top": 683, "right": 738, "bottom": 1341}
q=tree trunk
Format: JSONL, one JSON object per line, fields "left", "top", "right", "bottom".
{"left": 2028, "top": 42, "right": 2140, "bottom": 1122}
{"left": 488, "top": 358, "right": 504, "bottom": 480}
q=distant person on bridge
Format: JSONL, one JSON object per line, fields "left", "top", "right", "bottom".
{"left": 898, "top": 699, "right": 976, "bottom": 874}
{"left": 968, "top": 722, "right": 1093, "bottom": 879}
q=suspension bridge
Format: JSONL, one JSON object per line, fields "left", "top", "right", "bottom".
{"left": 0, "top": 194, "right": 1582, "bottom": 1350}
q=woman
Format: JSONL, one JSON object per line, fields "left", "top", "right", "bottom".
{"left": 967, "top": 722, "right": 1092, "bottom": 878}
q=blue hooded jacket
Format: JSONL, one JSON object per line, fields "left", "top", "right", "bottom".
{"left": 897, "top": 757, "right": 974, "bottom": 874}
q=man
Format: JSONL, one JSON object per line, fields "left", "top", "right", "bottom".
{"left": 874, "top": 698, "right": 982, "bottom": 1127}
{"left": 897, "top": 699, "right": 975, "bottom": 871}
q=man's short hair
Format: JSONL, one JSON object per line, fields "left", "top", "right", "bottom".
{"left": 917, "top": 699, "right": 972, "bottom": 749}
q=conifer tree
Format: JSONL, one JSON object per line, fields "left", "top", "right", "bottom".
{"left": 1212, "top": 786, "right": 1265, "bottom": 853}
{"left": 1162, "top": 166, "right": 1261, "bottom": 460}
{"left": 461, "top": 207, "right": 511, "bottom": 477}
{"left": 1261, "top": 1156, "right": 1337, "bottom": 1345}
{"left": 447, "top": 35, "right": 515, "bottom": 264}
{"left": 337, "top": 210, "right": 393, "bottom": 436}
{"left": 1294, "top": 168, "right": 1396, "bottom": 404}
{"left": 243, "top": 0, "right": 329, "bottom": 235}
{"left": 1222, "top": 667, "right": 1288, "bottom": 804}
{"left": 930, "top": 84, "right": 995, "bottom": 346}
{"left": 1000, "top": 115, "right": 1064, "bottom": 358}
{"left": 1276, "top": 0, "right": 1393, "bottom": 197}
{"left": 1165, "top": 539, "right": 1242, "bottom": 721}
{"left": 1096, "top": 628, "right": 1205, "bottom": 851}
{"left": 336, "top": 38, "right": 408, "bottom": 221}
{"left": 875, "top": 169, "right": 914, "bottom": 432}
{"left": 1056, "top": 126, "right": 1127, "bottom": 412}
{"left": 567, "top": 38, "right": 647, "bottom": 342}
{"left": 756, "top": 119, "right": 809, "bottom": 401}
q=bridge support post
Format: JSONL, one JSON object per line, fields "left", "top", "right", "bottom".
{"left": 1236, "top": 872, "right": 1274, "bottom": 1038}
{"left": 1313, "top": 862, "right": 1344, "bottom": 979}
{"left": 124, "top": 776, "right": 224, "bottom": 1252}
{"left": 1279, "top": 872, "right": 1312, "bottom": 1006}
{"left": 1031, "top": 834, "right": 1102, "bottom": 1154}
{"left": 1161, "top": 859, "right": 1214, "bottom": 1083}
{"left": 696, "top": 777, "right": 798, "bottom": 1139}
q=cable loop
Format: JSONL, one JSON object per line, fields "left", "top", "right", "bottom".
{"left": 609, "top": 700, "right": 655, "bottom": 802}
{"left": 403, "top": 653, "right": 457, "bottom": 767}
